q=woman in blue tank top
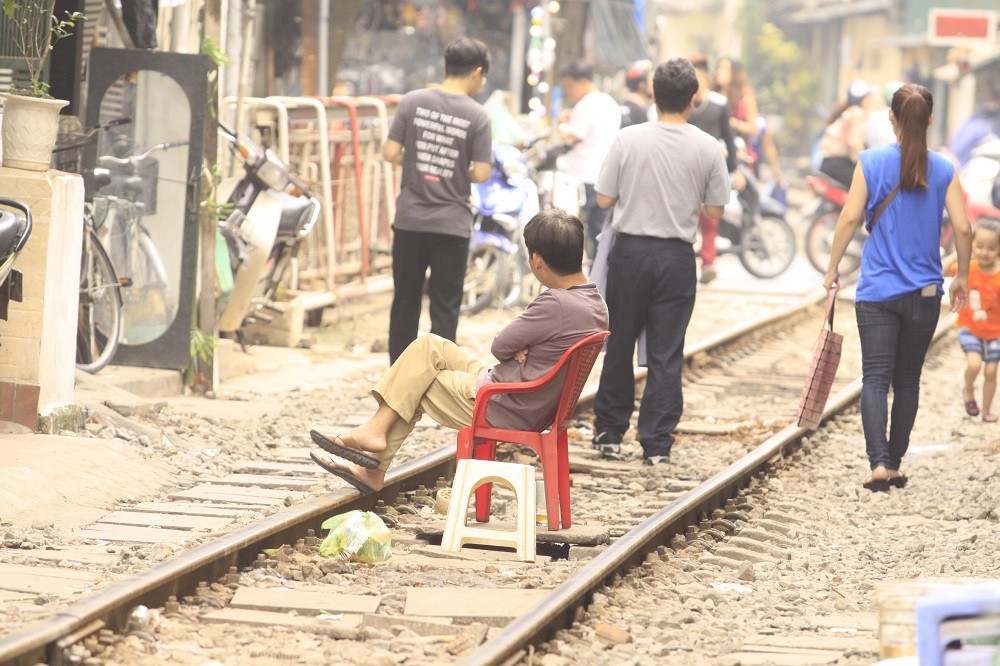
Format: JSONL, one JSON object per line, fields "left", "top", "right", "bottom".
{"left": 823, "top": 84, "right": 972, "bottom": 491}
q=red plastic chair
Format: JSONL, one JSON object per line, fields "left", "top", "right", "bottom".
{"left": 455, "top": 330, "right": 609, "bottom": 531}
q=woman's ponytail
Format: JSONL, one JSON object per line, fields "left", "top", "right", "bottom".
{"left": 891, "top": 84, "right": 933, "bottom": 190}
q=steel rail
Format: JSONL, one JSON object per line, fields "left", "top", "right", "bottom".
{"left": 0, "top": 289, "right": 826, "bottom": 666}
{"left": 0, "top": 452, "right": 455, "bottom": 666}
{"left": 464, "top": 313, "right": 956, "bottom": 666}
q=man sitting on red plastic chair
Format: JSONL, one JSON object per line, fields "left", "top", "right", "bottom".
{"left": 309, "top": 209, "right": 609, "bottom": 494}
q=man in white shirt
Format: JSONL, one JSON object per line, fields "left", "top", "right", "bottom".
{"left": 557, "top": 61, "right": 622, "bottom": 260}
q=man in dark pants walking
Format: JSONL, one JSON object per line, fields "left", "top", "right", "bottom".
{"left": 591, "top": 59, "right": 730, "bottom": 464}
{"left": 382, "top": 38, "right": 493, "bottom": 363}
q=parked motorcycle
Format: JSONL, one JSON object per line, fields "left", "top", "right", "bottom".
{"left": 804, "top": 166, "right": 996, "bottom": 279}
{"left": 0, "top": 199, "right": 32, "bottom": 321}
{"left": 462, "top": 141, "right": 540, "bottom": 315}
{"left": 216, "top": 121, "right": 321, "bottom": 336}
{"left": 524, "top": 138, "right": 583, "bottom": 216}
{"left": 712, "top": 159, "right": 796, "bottom": 278}
{"left": 803, "top": 172, "right": 862, "bottom": 276}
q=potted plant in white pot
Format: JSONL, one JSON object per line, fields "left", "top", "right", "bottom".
{"left": 0, "top": 0, "right": 83, "bottom": 171}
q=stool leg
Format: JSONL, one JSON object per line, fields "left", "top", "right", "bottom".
{"left": 516, "top": 465, "right": 536, "bottom": 562}
{"left": 557, "top": 430, "right": 572, "bottom": 529}
{"left": 442, "top": 461, "right": 473, "bottom": 552}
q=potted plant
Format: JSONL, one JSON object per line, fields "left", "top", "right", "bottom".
{"left": 0, "top": 0, "right": 84, "bottom": 171}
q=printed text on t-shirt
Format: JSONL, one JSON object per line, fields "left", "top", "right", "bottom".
{"left": 413, "top": 106, "right": 471, "bottom": 180}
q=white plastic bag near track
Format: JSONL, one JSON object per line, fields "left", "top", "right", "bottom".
{"left": 319, "top": 510, "right": 392, "bottom": 563}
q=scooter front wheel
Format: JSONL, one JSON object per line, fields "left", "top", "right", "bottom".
{"left": 462, "top": 244, "right": 505, "bottom": 315}
{"left": 739, "top": 213, "right": 797, "bottom": 279}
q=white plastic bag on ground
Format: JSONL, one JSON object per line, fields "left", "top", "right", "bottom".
{"left": 319, "top": 510, "right": 392, "bottom": 563}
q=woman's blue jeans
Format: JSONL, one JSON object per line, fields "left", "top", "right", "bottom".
{"left": 855, "top": 291, "right": 941, "bottom": 471}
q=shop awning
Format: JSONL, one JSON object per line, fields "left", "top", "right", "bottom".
{"left": 591, "top": 0, "right": 650, "bottom": 68}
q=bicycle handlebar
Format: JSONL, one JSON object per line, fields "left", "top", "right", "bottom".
{"left": 98, "top": 139, "right": 190, "bottom": 166}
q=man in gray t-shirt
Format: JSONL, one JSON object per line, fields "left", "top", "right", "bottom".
{"left": 383, "top": 38, "right": 493, "bottom": 363}
{"left": 591, "top": 58, "right": 730, "bottom": 465}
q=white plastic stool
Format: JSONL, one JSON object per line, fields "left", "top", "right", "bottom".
{"left": 441, "top": 459, "right": 536, "bottom": 562}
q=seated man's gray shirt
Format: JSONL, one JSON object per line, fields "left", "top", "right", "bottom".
{"left": 479, "top": 284, "right": 608, "bottom": 431}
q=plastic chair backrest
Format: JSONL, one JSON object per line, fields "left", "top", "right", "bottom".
{"left": 551, "top": 332, "right": 607, "bottom": 429}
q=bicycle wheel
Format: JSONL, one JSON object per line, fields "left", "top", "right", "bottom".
{"left": 120, "top": 230, "right": 173, "bottom": 345}
{"left": 77, "top": 227, "right": 123, "bottom": 373}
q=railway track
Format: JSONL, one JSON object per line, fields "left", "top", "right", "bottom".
{"left": 0, "top": 287, "right": 905, "bottom": 666}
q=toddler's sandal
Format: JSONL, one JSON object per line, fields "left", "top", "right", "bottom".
{"left": 965, "top": 399, "right": 980, "bottom": 416}
{"left": 983, "top": 413, "right": 998, "bottom": 423}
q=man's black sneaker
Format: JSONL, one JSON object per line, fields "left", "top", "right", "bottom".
{"left": 591, "top": 430, "right": 622, "bottom": 456}
{"left": 643, "top": 455, "right": 670, "bottom": 466}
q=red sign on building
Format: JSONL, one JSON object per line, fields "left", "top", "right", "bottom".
{"left": 928, "top": 8, "right": 997, "bottom": 46}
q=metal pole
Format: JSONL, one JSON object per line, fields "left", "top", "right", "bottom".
{"left": 509, "top": 3, "right": 526, "bottom": 114}
{"left": 318, "top": 0, "right": 331, "bottom": 95}
{"left": 234, "top": 0, "right": 257, "bottom": 138}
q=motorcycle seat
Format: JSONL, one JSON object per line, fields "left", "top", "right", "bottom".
{"left": 277, "top": 196, "right": 316, "bottom": 240}
{"left": 0, "top": 210, "right": 29, "bottom": 263}
{"left": 808, "top": 170, "right": 849, "bottom": 190}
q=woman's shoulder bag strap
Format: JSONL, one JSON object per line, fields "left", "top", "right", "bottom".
{"left": 869, "top": 183, "right": 901, "bottom": 229}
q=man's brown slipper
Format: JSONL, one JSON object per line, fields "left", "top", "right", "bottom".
{"left": 310, "top": 452, "right": 375, "bottom": 494}
{"left": 887, "top": 474, "right": 908, "bottom": 489}
{"left": 310, "top": 430, "right": 381, "bottom": 469}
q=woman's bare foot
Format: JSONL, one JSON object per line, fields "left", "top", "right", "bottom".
{"left": 868, "top": 465, "right": 889, "bottom": 482}
{"left": 886, "top": 469, "right": 908, "bottom": 488}
{"left": 863, "top": 465, "right": 891, "bottom": 491}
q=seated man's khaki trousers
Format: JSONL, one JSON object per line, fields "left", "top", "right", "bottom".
{"left": 370, "top": 334, "right": 485, "bottom": 471}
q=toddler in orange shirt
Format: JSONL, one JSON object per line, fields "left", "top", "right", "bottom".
{"left": 953, "top": 219, "right": 1000, "bottom": 421}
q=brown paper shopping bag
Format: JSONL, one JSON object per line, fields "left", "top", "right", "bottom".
{"left": 797, "top": 287, "right": 843, "bottom": 430}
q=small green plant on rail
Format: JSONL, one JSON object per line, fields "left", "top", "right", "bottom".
{"left": 1, "top": 0, "right": 85, "bottom": 98}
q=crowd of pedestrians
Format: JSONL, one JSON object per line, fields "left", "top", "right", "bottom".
{"left": 307, "top": 37, "right": 979, "bottom": 494}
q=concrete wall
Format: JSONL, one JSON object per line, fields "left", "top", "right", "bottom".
{"left": 838, "top": 13, "right": 905, "bottom": 98}
{"left": 0, "top": 169, "right": 84, "bottom": 428}
{"left": 653, "top": 0, "right": 744, "bottom": 62}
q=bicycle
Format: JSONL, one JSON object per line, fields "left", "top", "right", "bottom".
{"left": 52, "top": 118, "right": 185, "bottom": 371}
{"left": 95, "top": 142, "right": 187, "bottom": 345}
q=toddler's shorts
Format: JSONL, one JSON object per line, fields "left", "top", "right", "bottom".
{"left": 958, "top": 328, "right": 1000, "bottom": 363}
